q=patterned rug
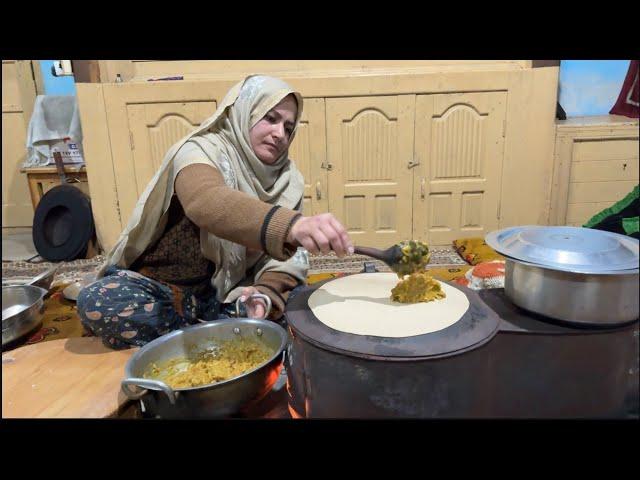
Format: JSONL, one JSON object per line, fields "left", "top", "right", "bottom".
{"left": 2, "top": 265, "right": 472, "bottom": 350}
{"left": 1, "top": 247, "right": 466, "bottom": 282}
{"left": 2, "top": 255, "right": 105, "bottom": 287}
{"left": 2, "top": 246, "right": 470, "bottom": 349}
{"left": 307, "top": 247, "right": 466, "bottom": 274}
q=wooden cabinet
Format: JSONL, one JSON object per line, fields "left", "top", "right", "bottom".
{"left": 288, "top": 98, "right": 328, "bottom": 216}
{"left": 413, "top": 92, "right": 507, "bottom": 245}
{"left": 128, "top": 101, "right": 217, "bottom": 195}
{"left": 20, "top": 165, "right": 90, "bottom": 210}
{"left": 319, "top": 93, "right": 506, "bottom": 247}
{"left": 77, "top": 63, "right": 559, "bottom": 251}
{"left": 326, "top": 96, "right": 414, "bottom": 246}
{"left": 99, "top": 82, "right": 233, "bottom": 230}
{"left": 2, "top": 60, "right": 38, "bottom": 229}
{"left": 550, "top": 115, "right": 639, "bottom": 227}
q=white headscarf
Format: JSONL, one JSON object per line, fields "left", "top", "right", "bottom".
{"left": 99, "top": 75, "right": 308, "bottom": 302}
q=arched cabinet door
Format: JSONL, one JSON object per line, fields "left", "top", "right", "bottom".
{"left": 413, "top": 92, "right": 507, "bottom": 245}
{"left": 326, "top": 95, "right": 415, "bottom": 249}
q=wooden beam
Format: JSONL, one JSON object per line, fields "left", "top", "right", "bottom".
{"left": 71, "top": 61, "right": 101, "bottom": 82}
{"left": 31, "top": 60, "right": 45, "bottom": 95}
{"left": 532, "top": 60, "right": 561, "bottom": 68}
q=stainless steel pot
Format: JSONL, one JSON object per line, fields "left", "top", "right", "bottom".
{"left": 2, "top": 285, "right": 48, "bottom": 346}
{"left": 486, "top": 226, "right": 639, "bottom": 325}
{"left": 504, "top": 257, "right": 639, "bottom": 325}
{"left": 121, "top": 295, "right": 289, "bottom": 418}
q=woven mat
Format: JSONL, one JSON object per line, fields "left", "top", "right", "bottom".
{"left": 307, "top": 247, "right": 467, "bottom": 274}
{"left": 3, "top": 265, "right": 472, "bottom": 349}
{"left": 2, "top": 255, "right": 105, "bottom": 287}
{"left": 1, "top": 246, "right": 468, "bottom": 347}
{"left": 1, "top": 247, "right": 466, "bottom": 283}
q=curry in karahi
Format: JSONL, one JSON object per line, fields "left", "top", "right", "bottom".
{"left": 143, "top": 337, "right": 272, "bottom": 389}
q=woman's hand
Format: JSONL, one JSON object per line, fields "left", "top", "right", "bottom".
{"left": 287, "top": 213, "right": 354, "bottom": 257}
{"left": 239, "top": 287, "right": 268, "bottom": 319}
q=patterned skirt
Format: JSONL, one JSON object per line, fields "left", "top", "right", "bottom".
{"left": 77, "top": 266, "right": 225, "bottom": 350}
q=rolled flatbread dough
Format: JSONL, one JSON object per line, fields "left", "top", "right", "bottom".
{"left": 307, "top": 273, "right": 469, "bottom": 338}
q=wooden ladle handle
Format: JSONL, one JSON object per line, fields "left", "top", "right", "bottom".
{"left": 353, "top": 246, "right": 385, "bottom": 261}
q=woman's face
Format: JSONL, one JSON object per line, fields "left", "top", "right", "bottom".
{"left": 250, "top": 94, "right": 298, "bottom": 165}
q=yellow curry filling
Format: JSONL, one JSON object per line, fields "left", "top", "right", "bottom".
{"left": 391, "top": 271, "right": 446, "bottom": 304}
{"left": 390, "top": 241, "right": 446, "bottom": 304}
{"left": 143, "top": 337, "right": 272, "bottom": 389}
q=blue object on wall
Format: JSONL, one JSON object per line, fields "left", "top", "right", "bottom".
{"left": 39, "top": 60, "right": 77, "bottom": 96}
{"left": 559, "top": 60, "right": 630, "bottom": 117}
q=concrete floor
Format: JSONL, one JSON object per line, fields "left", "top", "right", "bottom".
{"left": 2, "top": 230, "right": 39, "bottom": 262}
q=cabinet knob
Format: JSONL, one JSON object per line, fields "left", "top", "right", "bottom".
{"left": 420, "top": 178, "right": 426, "bottom": 199}
{"left": 316, "top": 182, "right": 322, "bottom": 200}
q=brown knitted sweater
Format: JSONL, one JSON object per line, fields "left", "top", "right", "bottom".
{"left": 131, "top": 163, "right": 302, "bottom": 319}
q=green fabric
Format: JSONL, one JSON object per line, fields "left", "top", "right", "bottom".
{"left": 583, "top": 185, "right": 639, "bottom": 228}
{"left": 622, "top": 216, "right": 639, "bottom": 235}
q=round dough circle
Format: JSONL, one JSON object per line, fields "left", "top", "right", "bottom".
{"left": 308, "top": 273, "right": 469, "bottom": 338}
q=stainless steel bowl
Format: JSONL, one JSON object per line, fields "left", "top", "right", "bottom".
{"left": 2, "top": 285, "right": 48, "bottom": 346}
{"left": 121, "top": 316, "right": 289, "bottom": 418}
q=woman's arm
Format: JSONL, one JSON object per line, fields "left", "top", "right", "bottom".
{"left": 175, "top": 163, "right": 300, "bottom": 261}
{"left": 176, "top": 163, "right": 353, "bottom": 259}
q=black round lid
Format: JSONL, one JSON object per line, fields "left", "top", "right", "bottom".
{"left": 286, "top": 275, "right": 501, "bottom": 360}
{"left": 32, "top": 185, "right": 95, "bottom": 262}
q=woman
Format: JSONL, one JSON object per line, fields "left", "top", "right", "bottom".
{"left": 77, "top": 75, "right": 353, "bottom": 349}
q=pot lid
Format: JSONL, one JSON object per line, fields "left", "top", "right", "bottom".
{"left": 286, "top": 276, "right": 501, "bottom": 360}
{"left": 486, "top": 226, "right": 639, "bottom": 273}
